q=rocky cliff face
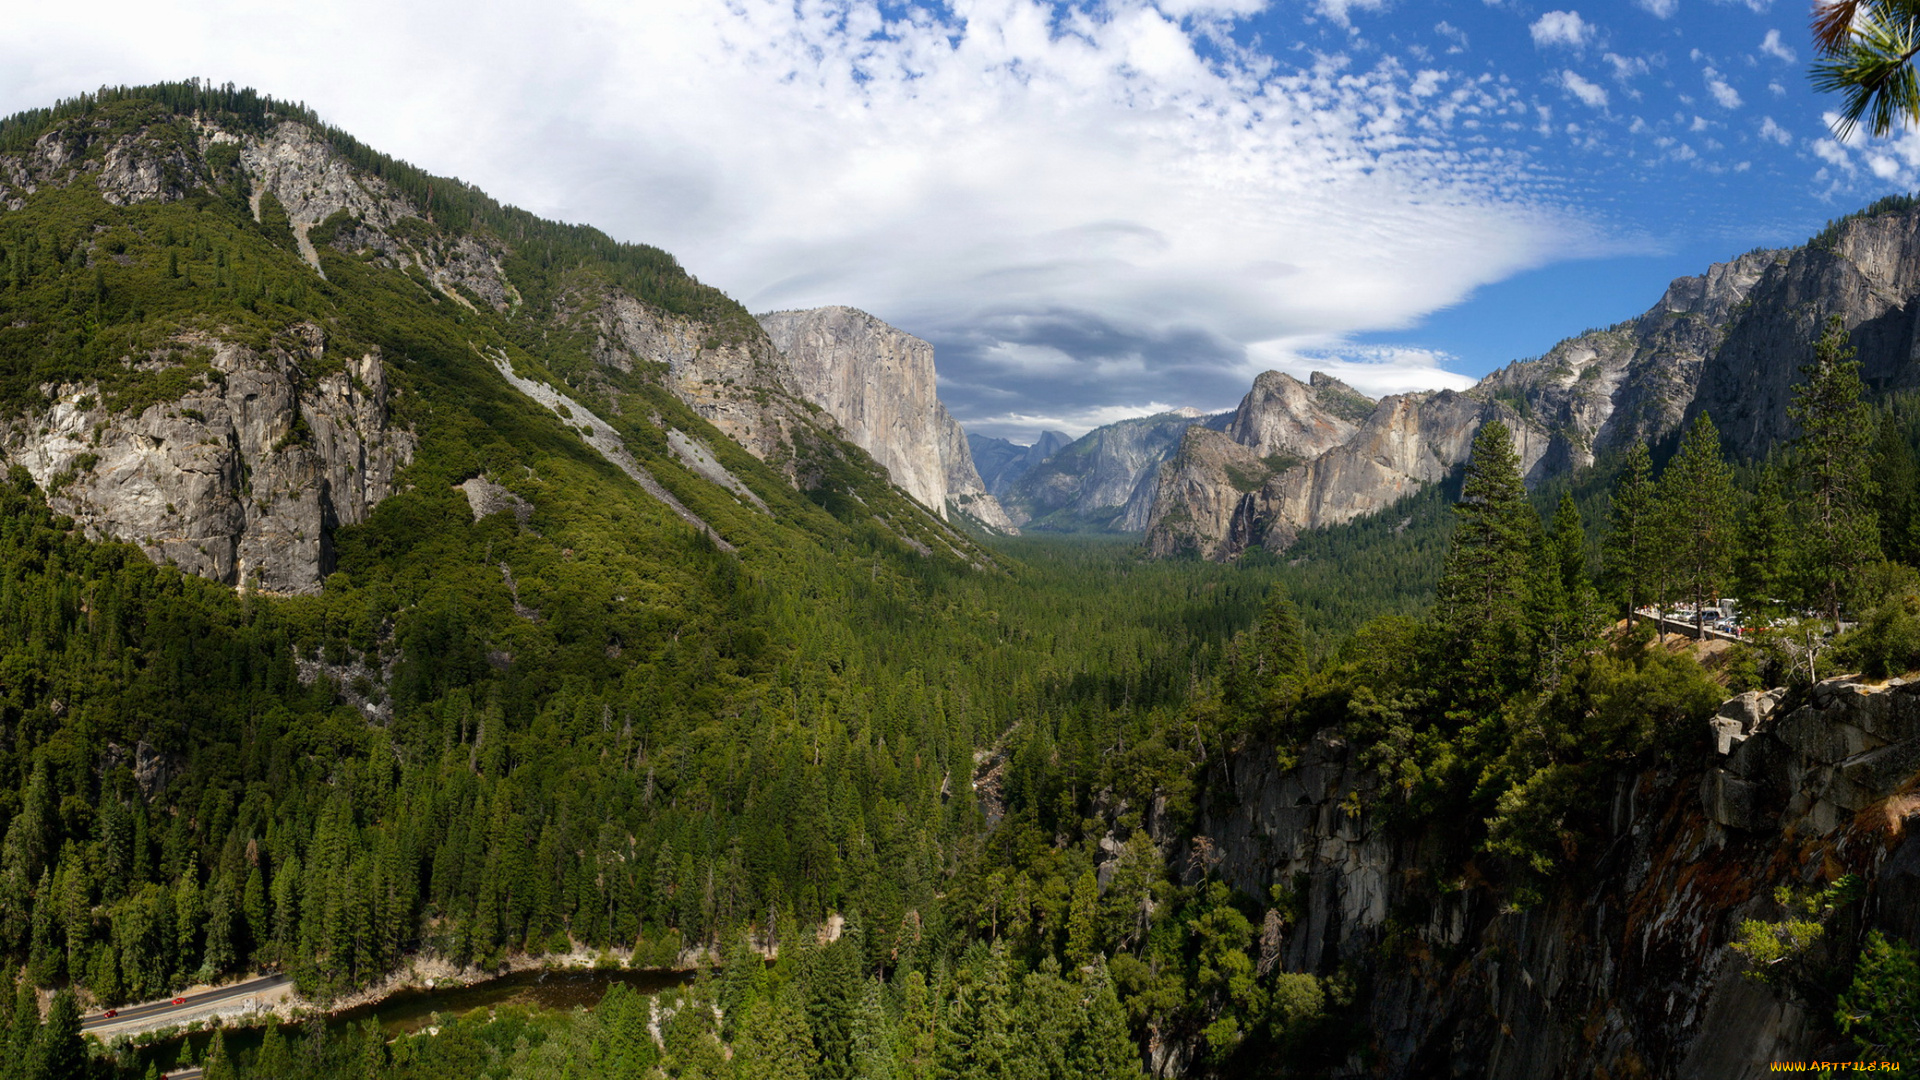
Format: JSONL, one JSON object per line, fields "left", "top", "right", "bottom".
{"left": 1001, "top": 410, "right": 1220, "bottom": 531}
{"left": 1146, "top": 249, "right": 1778, "bottom": 560}
{"left": 0, "top": 327, "right": 412, "bottom": 594}
{"left": 757, "top": 306, "right": 1013, "bottom": 529}
{"left": 1693, "top": 215, "right": 1920, "bottom": 460}
{"left": 1170, "top": 675, "right": 1920, "bottom": 1078}
{"left": 970, "top": 430, "right": 1072, "bottom": 497}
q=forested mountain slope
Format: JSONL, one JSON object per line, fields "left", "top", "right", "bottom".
{"left": 0, "top": 82, "right": 1354, "bottom": 1080}
{"left": 8, "top": 81, "right": 1920, "bottom": 1080}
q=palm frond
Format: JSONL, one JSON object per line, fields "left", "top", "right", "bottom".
{"left": 1812, "top": 3, "right": 1920, "bottom": 138}
{"left": 1815, "top": 0, "right": 1865, "bottom": 54}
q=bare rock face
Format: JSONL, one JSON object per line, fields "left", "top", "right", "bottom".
{"left": 969, "top": 430, "right": 1072, "bottom": 496}
{"left": 1000, "top": 410, "right": 1216, "bottom": 531}
{"left": 1692, "top": 214, "right": 1920, "bottom": 460}
{"left": 1146, "top": 248, "right": 1778, "bottom": 560}
{"left": 1225, "top": 371, "right": 1373, "bottom": 459}
{"left": 1179, "top": 678, "right": 1920, "bottom": 1077}
{"left": 757, "top": 306, "right": 1013, "bottom": 527}
{"left": 935, "top": 402, "right": 1018, "bottom": 532}
{"left": 0, "top": 326, "right": 413, "bottom": 594}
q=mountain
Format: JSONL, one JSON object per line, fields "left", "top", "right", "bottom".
{"left": 0, "top": 90, "right": 999, "bottom": 594}
{"left": 968, "top": 428, "right": 1071, "bottom": 496}
{"left": 756, "top": 305, "right": 1015, "bottom": 531}
{"left": 1147, "top": 248, "right": 1780, "bottom": 559}
{"left": 999, "top": 408, "right": 1224, "bottom": 531}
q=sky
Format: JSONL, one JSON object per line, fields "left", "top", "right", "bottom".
{"left": 1, "top": 0, "right": 1914, "bottom": 442}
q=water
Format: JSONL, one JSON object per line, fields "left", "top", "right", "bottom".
{"left": 128, "top": 966, "right": 697, "bottom": 1073}
{"left": 338, "top": 966, "right": 694, "bottom": 1036}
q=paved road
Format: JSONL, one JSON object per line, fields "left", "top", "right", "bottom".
{"left": 158, "top": 1069, "right": 202, "bottom": 1080}
{"left": 81, "top": 974, "right": 291, "bottom": 1033}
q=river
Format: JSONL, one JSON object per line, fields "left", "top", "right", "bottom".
{"left": 132, "top": 966, "right": 697, "bottom": 1074}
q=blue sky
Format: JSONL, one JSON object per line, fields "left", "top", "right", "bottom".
{"left": 1, "top": 0, "right": 1911, "bottom": 441}
{"left": 1304, "top": 1, "right": 1881, "bottom": 375}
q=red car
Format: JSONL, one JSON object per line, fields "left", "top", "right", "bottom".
{"left": 101, "top": 1009, "right": 117, "bottom": 1019}
{"left": 171, "top": 997, "right": 185, "bottom": 1005}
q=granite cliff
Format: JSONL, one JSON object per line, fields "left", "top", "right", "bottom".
{"left": 1146, "top": 247, "right": 1781, "bottom": 559}
{"left": 969, "top": 429, "right": 1072, "bottom": 497}
{"left": 1146, "top": 675, "right": 1920, "bottom": 1077}
{"left": 758, "top": 306, "right": 1014, "bottom": 530}
{"left": 0, "top": 97, "right": 994, "bottom": 590}
{"left": 1000, "top": 409, "right": 1222, "bottom": 532}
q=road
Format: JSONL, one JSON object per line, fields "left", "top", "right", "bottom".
{"left": 81, "top": 973, "right": 292, "bottom": 1034}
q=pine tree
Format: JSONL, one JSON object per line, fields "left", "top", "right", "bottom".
{"left": 849, "top": 977, "right": 899, "bottom": 1080}
{"left": 937, "top": 942, "right": 1016, "bottom": 1080}
{"left": 1072, "top": 963, "right": 1146, "bottom": 1080}
{"left": 1433, "top": 421, "right": 1537, "bottom": 704}
{"left": 27, "top": 990, "right": 81, "bottom": 1080}
{"left": 1792, "top": 315, "right": 1882, "bottom": 620}
{"left": 1737, "top": 460, "right": 1794, "bottom": 618}
{"left": 1064, "top": 870, "right": 1101, "bottom": 971}
{"left": 733, "top": 996, "right": 818, "bottom": 1080}
{"left": 1658, "top": 413, "right": 1738, "bottom": 638}
{"left": 1602, "top": 441, "right": 1660, "bottom": 624}
{"left": 1872, "top": 413, "right": 1920, "bottom": 564}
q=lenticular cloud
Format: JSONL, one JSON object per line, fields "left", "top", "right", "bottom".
{"left": 0, "top": 0, "right": 1584, "bottom": 432}
{"left": 568, "top": 0, "right": 1578, "bottom": 425}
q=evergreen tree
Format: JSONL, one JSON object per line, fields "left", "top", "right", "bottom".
{"left": 1602, "top": 441, "right": 1661, "bottom": 624}
{"left": 1658, "top": 414, "right": 1738, "bottom": 638}
{"left": 1224, "top": 592, "right": 1308, "bottom": 727}
{"left": 1737, "top": 460, "right": 1795, "bottom": 618}
{"left": 1872, "top": 412, "right": 1920, "bottom": 564}
{"left": 1064, "top": 870, "right": 1101, "bottom": 971}
{"left": 848, "top": 977, "right": 899, "bottom": 1080}
{"left": 1012, "top": 957, "right": 1080, "bottom": 1080}
{"left": 1792, "top": 315, "right": 1882, "bottom": 620}
{"left": 1072, "top": 963, "right": 1146, "bottom": 1080}
{"left": 733, "top": 996, "right": 818, "bottom": 1080}
{"left": 27, "top": 990, "right": 80, "bottom": 1080}
{"left": 1433, "top": 421, "right": 1537, "bottom": 704}
{"left": 936, "top": 942, "right": 1015, "bottom": 1080}
{"left": 1531, "top": 494, "right": 1601, "bottom": 687}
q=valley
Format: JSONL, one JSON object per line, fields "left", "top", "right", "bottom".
{"left": 0, "top": 79, "right": 1917, "bottom": 1080}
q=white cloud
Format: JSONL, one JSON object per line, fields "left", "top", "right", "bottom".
{"left": 1435, "top": 21, "right": 1469, "bottom": 52}
{"left": 1758, "top": 29, "right": 1796, "bottom": 63}
{"left": 1636, "top": 0, "right": 1678, "bottom": 17}
{"left": 1245, "top": 343, "right": 1477, "bottom": 398}
{"left": 964, "top": 399, "right": 1195, "bottom": 441}
{"left": 1532, "top": 11, "right": 1597, "bottom": 49}
{"left": 0, "top": 0, "right": 1584, "bottom": 424}
{"left": 1605, "top": 52, "right": 1651, "bottom": 82}
{"left": 1315, "top": 0, "right": 1387, "bottom": 27}
{"left": 1705, "top": 68, "right": 1743, "bottom": 108}
{"left": 1562, "top": 70, "right": 1610, "bottom": 108}
{"left": 1813, "top": 139, "right": 1856, "bottom": 171}
{"left": 1758, "top": 116, "right": 1792, "bottom": 144}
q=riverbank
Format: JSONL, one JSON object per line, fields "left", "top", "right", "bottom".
{"left": 91, "top": 945, "right": 720, "bottom": 1049}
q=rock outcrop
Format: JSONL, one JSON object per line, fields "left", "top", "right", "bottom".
{"left": 1000, "top": 410, "right": 1221, "bottom": 531}
{"left": 0, "top": 326, "right": 413, "bottom": 594}
{"left": 969, "top": 430, "right": 1072, "bottom": 497}
{"left": 757, "top": 306, "right": 1014, "bottom": 529}
{"left": 1146, "top": 249, "right": 1778, "bottom": 560}
{"left": 1171, "top": 676, "right": 1920, "bottom": 1077}
{"left": 1693, "top": 215, "right": 1920, "bottom": 460}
